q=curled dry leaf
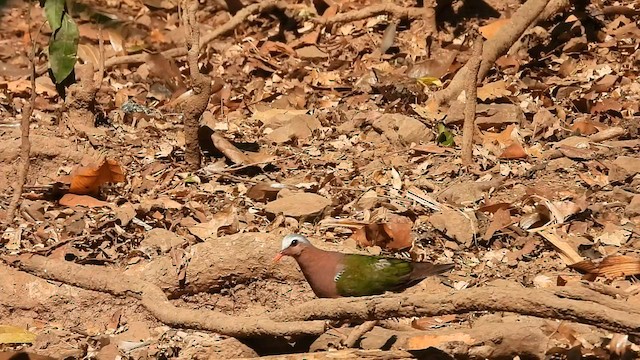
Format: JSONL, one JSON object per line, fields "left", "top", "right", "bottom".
{"left": 350, "top": 214, "right": 413, "bottom": 250}
{"left": 188, "top": 206, "right": 239, "bottom": 240}
{"left": 69, "top": 158, "right": 125, "bottom": 195}
{"left": 211, "top": 132, "right": 250, "bottom": 165}
{"left": 570, "top": 120, "right": 599, "bottom": 135}
{"left": 246, "top": 182, "right": 285, "bottom": 202}
{"left": 483, "top": 207, "right": 513, "bottom": 240}
{"left": 570, "top": 255, "right": 640, "bottom": 279}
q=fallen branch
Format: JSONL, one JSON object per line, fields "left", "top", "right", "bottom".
{"left": 432, "top": 0, "right": 550, "bottom": 105}
{"left": 271, "top": 284, "right": 640, "bottom": 336}
{"left": 3, "top": 254, "right": 325, "bottom": 338}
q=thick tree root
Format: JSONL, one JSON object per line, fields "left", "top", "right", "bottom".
{"left": 271, "top": 283, "right": 640, "bottom": 336}
{"left": 4, "top": 253, "right": 639, "bottom": 339}
{"left": 3, "top": 254, "right": 326, "bottom": 338}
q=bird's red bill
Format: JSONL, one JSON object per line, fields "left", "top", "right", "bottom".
{"left": 272, "top": 252, "right": 284, "bottom": 263}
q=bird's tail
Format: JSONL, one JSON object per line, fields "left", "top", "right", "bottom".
{"left": 410, "top": 262, "right": 454, "bottom": 281}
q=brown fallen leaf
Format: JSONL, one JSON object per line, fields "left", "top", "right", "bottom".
{"left": 246, "top": 182, "right": 285, "bottom": 202}
{"left": 429, "top": 208, "right": 477, "bottom": 247}
{"left": 188, "top": 206, "right": 239, "bottom": 240}
{"left": 211, "top": 132, "right": 250, "bottom": 165}
{"left": 499, "top": 142, "right": 528, "bottom": 159}
{"left": 69, "top": 158, "right": 125, "bottom": 195}
{"left": 479, "top": 18, "right": 511, "bottom": 40}
{"left": 350, "top": 214, "right": 414, "bottom": 250}
{"left": 570, "top": 120, "right": 599, "bottom": 135}
{"left": 570, "top": 255, "right": 640, "bottom": 279}
{"left": 483, "top": 207, "right": 513, "bottom": 240}
{"left": 59, "top": 194, "right": 111, "bottom": 208}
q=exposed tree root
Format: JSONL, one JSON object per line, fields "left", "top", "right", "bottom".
{"left": 271, "top": 283, "right": 640, "bottom": 336}
{"left": 236, "top": 349, "right": 416, "bottom": 359}
{"left": 4, "top": 253, "right": 639, "bottom": 339}
{"left": 312, "top": 315, "right": 559, "bottom": 359}
{"left": 3, "top": 254, "right": 326, "bottom": 338}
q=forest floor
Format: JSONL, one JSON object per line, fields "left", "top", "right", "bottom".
{"left": 1, "top": 0, "right": 640, "bottom": 359}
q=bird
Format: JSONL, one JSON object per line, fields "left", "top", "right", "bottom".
{"left": 273, "top": 234, "right": 454, "bottom": 298}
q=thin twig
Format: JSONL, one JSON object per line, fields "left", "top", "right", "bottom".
{"left": 5, "top": 5, "right": 36, "bottom": 225}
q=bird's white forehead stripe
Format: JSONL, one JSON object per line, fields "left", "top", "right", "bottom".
{"left": 281, "top": 234, "right": 309, "bottom": 250}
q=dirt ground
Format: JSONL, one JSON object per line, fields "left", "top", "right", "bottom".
{"left": 1, "top": 0, "right": 640, "bottom": 359}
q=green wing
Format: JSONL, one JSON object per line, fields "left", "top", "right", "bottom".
{"left": 335, "top": 254, "right": 413, "bottom": 297}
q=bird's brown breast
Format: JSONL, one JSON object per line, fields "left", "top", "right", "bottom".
{"left": 295, "top": 246, "right": 344, "bottom": 298}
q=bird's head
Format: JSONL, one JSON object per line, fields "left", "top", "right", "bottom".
{"left": 273, "top": 234, "right": 311, "bottom": 262}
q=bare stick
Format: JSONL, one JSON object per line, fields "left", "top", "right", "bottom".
{"left": 342, "top": 320, "right": 378, "bottom": 348}
{"left": 5, "top": 5, "right": 36, "bottom": 224}
{"left": 461, "top": 37, "right": 483, "bottom": 167}
{"left": 432, "top": 0, "right": 550, "bottom": 105}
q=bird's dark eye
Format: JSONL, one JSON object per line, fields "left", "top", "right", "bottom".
{"left": 290, "top": 239, "right": 298, "bottom": 246}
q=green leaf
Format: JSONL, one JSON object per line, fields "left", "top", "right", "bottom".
{"left": 416, "top": 76, "right": 443, "bottom": 87}
{"left": 436, "top": 123, "right": 455, "bottom": 147}
{"left": 0, "top": 325, "right": 37, "bottom": 344}
{"left": 44, "top": 0, "right": 65, "bottom": 32}
{"left": 49, "top": 12, "right": 79, "bottom": 84}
